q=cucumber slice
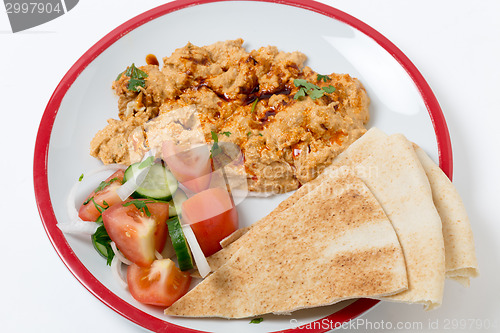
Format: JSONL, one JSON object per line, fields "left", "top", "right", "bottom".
{"left": 124, "top": 162, "right": 178, "bottom": 201}
{"left": 167, "top": 216, "right": 194, "bottom": 271}
{"left": 168, "top": 188, "right": 189, "bottom": 217}
{"left": 91, "top": 224, "right": 114, "bottom": 265}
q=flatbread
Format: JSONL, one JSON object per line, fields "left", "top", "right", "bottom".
{"left": 207, "top": 128, "right": 447, "bottom": 309}
{"left": 165, "top": 166, "right": 408, "bottom": 318}
{"left": 352, "top": 134, "right": 445, "bottom": 310}
{"left": 414, "top": 145, "right": 478, "bottom": 286}
{"left": 207, "top": 128, "right": 389, "bottom": 270}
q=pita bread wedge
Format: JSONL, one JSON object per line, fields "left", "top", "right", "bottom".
{"left": 207, "top": 128, "right": 454, "bottom": 310}
{"left": 207, "top": 128, "right": 389, "bottom": 270}
{"left": 414, "top": 145, "right": 478, "bottom": 286}
{"left": 166, "top": 166, "right": 408, "bottom": 318}
{"left": 351, "top": 134, "right": 445, "bottom": 310}
{"left": 209, "top": 128, "right": 447, "bottom": 310}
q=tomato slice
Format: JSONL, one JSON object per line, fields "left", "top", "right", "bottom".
{"left": 182, "top": 187, "right": 238, "bottom": 257}
{"left": 102, "top": 199, "right": 169, "bottom": 267}
{"left": 127, "top": 259, "right": 191, "bottom": 307}
{"left": 78, "top": 170, "right": 125, "bottom": 222}
{"left": 162, "top": 140, "right": 212, "bottom": 193}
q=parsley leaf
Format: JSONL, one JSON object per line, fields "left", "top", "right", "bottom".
{"left": 91, "top": 224, "right": 114, "bottom": 265}
{"left": 322, "top": 85, "right": 336, "bottom": 94}
{"left": 317, "top": 74, "right": 330, "bottom": 82}
{"left": 250, "top": 318, "right": 264, "bottom": 324}
{"left": 94, "top": 177, "right": 119, "bottom": 192}
{"left": 128, "top": 78, "right": 146, "bottom": 92}
{"left": 251, "top": 98, "right": 259, "bottom": 113}
{"left": 124, "top": 63, "right": 148, "bottom": 92}
{"left": 221, "top": 131, "right": 231, "bottom": 137}
{"left": 210, "top": 131, "right": 223, "bottom": 159}
{"left": 293, "top": 88, "right": 306, "bottom": 100}
{"left": 122, "top": 199, "right": 159, "bottom": 217}
{"left": 89, "top": 197, "right": 109, "bottom": 214}
{"left": 308, "top": 88, "right": 325, "bottom": 100}
{"left": 79, "top": 173, "right": 84, "bottom": 182}
{"left": 293, "top": 79, "right": 336, "bottom": 100}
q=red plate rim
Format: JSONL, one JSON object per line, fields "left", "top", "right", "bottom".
{"left": 33, "top": 0, "right": 452, "bottom": 332}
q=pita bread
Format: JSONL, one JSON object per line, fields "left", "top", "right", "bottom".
{"left": 351, "top": 134, "right": 445, "bottom": 310}
{"left": 207, "top": 128, "right": 447, "bottom": 309}
{"left": 219, "top": 135, "right": 478, "bottom": 290}
{"left": 165, "top": 166, "right": 408, "bottom": 318}
{"left": 414, "top": 145, "right": 478, "bottom": 286}
{"left": 207, "top": 128, "right": 389, "bottom": 270}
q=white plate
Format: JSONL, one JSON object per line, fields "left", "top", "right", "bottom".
{"left": 34, "top": 0, "right": 451, "bottom": 332}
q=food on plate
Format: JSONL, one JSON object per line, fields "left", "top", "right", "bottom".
{"left": 89, "top": 39, "right": 370, "bottom": 193}
{"left": 206, "top": 128, "right": 478, "bottom": 311}
{"left": 165, "top": 166, "right": 408, "bottom": 318}
{"left": 78, "top": 169, "right": 125, "bottom": 222}
{"left": 123, "top": 161, "right": 177, "bottom": 201}
{"left": 127, "top": 259, "right": 191, "bottom": 307}
{"left": 413, "top": 145, "right": 479, "bottom": 286}
{"left": 182, "top": 187, "right": 238, "bottom": 257}
{"left": 68, "top": 141, "right": 243, "bottom": 306}
{"left": 62, "top": 37, "right": 477, "bottom": 319}
{"left": 102, "top": 198, "right": 169, "bottom": 267}
{"left": 167, "top": 216, "right": 194, "bottom": 271}
{"left": 162, "top": 139, "right": 212, "bottom": 193}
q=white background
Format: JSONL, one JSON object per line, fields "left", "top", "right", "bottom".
{"left": 1, "top": 0, "right": 499, "bottom": 332}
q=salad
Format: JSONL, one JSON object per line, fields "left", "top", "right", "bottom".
{"left": 62, "top": 136, "right": 243, "bottom": 307}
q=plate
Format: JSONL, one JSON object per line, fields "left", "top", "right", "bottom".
{"left": 33, "top": 0, "right": 452, "bottom": 332}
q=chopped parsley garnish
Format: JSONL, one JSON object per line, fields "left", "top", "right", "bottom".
{"left": 250, "top": 318, "right": 264, "bottom": 324}
{"left": 123, "top": 63, "right": 148, "bottom": 92}
{"left": 251, "top": 98, "right": 259, "bottom": 113}
{"left": 247, "top": 132, "right": 252, "bottom": 136}
{"left": 293, "top": 79, "right": 336, "bottom": 100}
{"left": 82, "top": 178, "right": 119, "bottom": 211}
{"left": 91, "top": 224, "right": 114, "bottom": 265}
{"left": 122, "top": 199, "right": 160, "bottom": 217}
{"left": 210, "top": 131, "right": 228, "bottom": 158}
{"left": 94, "top": 177, "right": 119, "bottom": 192}
{"left": 322, "top": 85, "right": 336, "bottom": 93}
{"left": 317, "top": 74, "right": 330, "bottom": 82}
{"left": 79, "top": 173, "right": 84, "bottom": 182}
{"left": 83, "top": 197, "right": 109, "bottom": 214}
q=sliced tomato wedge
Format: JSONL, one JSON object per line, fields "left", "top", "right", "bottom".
{"left": 162, "top": 140, "right": 212, "bottom": 193}
{"left": 102, "top": 199, "right": 169, "bottom": 267}
{"left": 127, "top": 259, "right": 191, "bottom": 307}
{"left": 78, "top": 170, "right": 125, "bottom": 222}
{"left": 182, "top": 187, "right": 238, "bottom": 257}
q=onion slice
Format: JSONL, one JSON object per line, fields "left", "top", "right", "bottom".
{"left": 57, "top": 220, "right": 99, "bottom": 235}
{"left": 63, "top": 163, "right": 127, "bottom": 235}
{"left": 155, "top": 250, "right": 163, "bottom": 260}
{"left": 116, "top": 150, "right": 155, "bottom": 201}
{"left": 110, "top": 241, "right": 133, "bottom": 266}
{"left": 111, "top": 255, "right": 129, "bottom": 290}
{"left": 181, "top": 224, "right": 211, "bottom": 278}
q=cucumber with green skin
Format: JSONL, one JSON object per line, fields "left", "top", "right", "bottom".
{"left": 168, "top": 188, "right": 188, "bottom": 217}
{"left": 167, "top": 216, "right": 194, "bottom": 271}
{"left": 124, "top": 162, "right": 178, "bottom": 201}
